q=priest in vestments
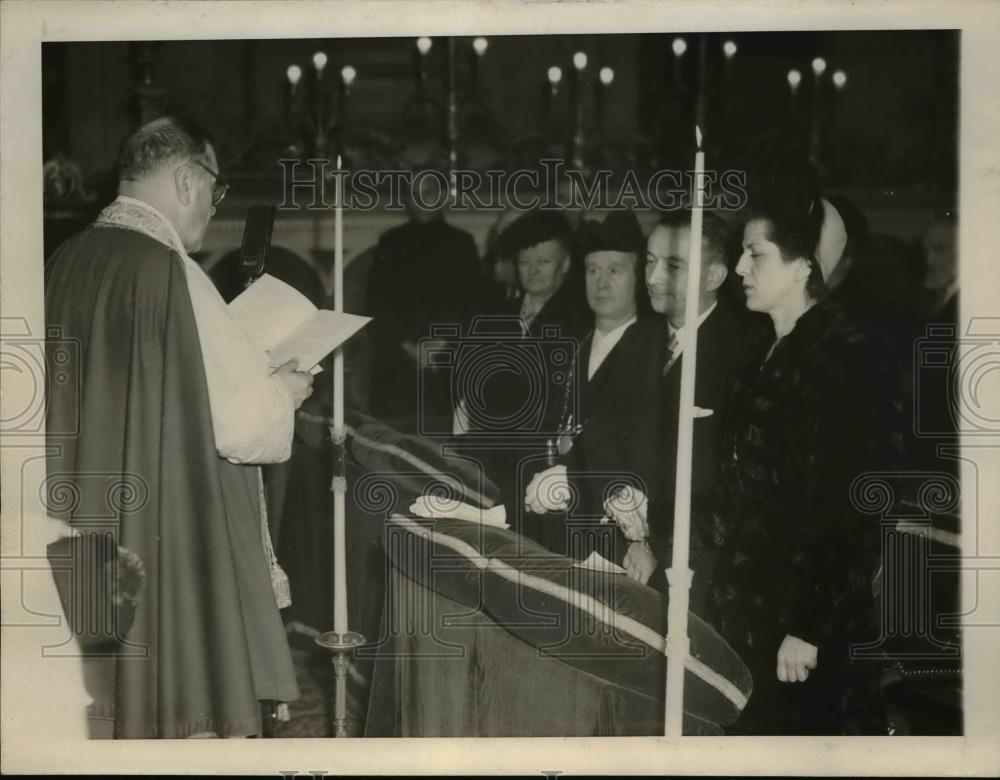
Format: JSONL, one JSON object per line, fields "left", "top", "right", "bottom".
{"left": 44, "top": 116, "right": 315, "bottom": 738}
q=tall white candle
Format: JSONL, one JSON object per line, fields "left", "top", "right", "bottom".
{"left": 664, "top": 126, "right": 704, "bottom": 737}
{"left": 333, "top": 154, "right": 347, "bottom": 637}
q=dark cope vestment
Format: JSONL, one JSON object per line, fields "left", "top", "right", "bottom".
{"left": 45, "top": 197, "right": 299, "bottom": 738}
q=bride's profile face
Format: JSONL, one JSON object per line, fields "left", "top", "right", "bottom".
{"left": 736, "top": 219, "right": 809, "bottom": 314}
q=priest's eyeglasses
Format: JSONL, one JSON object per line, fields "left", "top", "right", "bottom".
{"left": 190, "top": 159, "right": 230, "bottom": 206}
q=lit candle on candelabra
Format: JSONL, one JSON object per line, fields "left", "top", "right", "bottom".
{"left": 664, "top": 123, "right": 705, "bottom": 737}
{"left": 832, "top": 69, "right": 847, "bottom": 90}
{"left": 287, "top": 64, "right": 302, "bottom": 93}
{"left": 809, "top": 57, "right": 826, "bottom": 165}
{"left": 596, "top": 66, "right": 614, "bottom": 123}
{"left": 472, "top": 36, "right": 488, "bottom": 87}
{"left": 787, "top": 68, "right": 802, "bottom": 95}
{"left": 546, "top": 65, "right": 563, "bottom": 135}
{"left": 286, "top": 64, "right": 302, "bottom": 122}
{"left": 341, "top": 64, "right": 356, "bottom": 94}
{"left": 313, "top": 51, "right": 328, "bottom": 155}
{"left": 339, "top": 65, "right": 356, "bottom": 127}
{"left": 571, "top": 52, "right": 587, "bottom": 169}
{"left": 672, "top": 36, "right": 687, "bottom": 84}
{"left": 722, "top": 39, "right": 737, "bottom": 83}
{"left": 416, "top": 36, "right": 432, "bottom": 94}
{"left": 547, "top": 65, "right": 562, "bottom": 98}
{"left": 332, "top": 153, "right": 347, "bottom": 638}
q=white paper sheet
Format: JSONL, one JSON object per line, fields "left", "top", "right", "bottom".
{"left": 571, "top": 550, "right": 627, "bottom": 575}
{"left": 229, "top": 273, "right": 371, "bottom": 372}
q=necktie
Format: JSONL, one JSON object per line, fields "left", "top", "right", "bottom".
{"left": 662, "top": 328, "right": 681, "bottom": 376}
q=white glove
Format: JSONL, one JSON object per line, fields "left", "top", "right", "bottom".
{"left": 524, "top": 464, "right": 571, "bottom": 514}
{"left": 605, "top": 485, "right": 649, "bottom": 541}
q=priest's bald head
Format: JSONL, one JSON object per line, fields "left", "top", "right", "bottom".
{"left": 118, "top": 116, "right": 227, "bottom": 253}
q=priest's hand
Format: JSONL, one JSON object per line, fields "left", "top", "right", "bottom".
{"left": 623, "top": 541, "right": 657, "bottom": 585}
{"left": 275, "top": 359, "right": 315, "bottom": 409}
{"left": 605, "top": 485, "right": 649, "bottom": 541}
{"left": 776, "top": 635, "right": 818, "bottom": 683}
{"left": 524, "top": 465, "right": 571, "bottom": 514}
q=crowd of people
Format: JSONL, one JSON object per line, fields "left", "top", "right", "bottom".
{"left": 45, "top": 115, "right": 959, "bottom": 738}
{"left": 363, "top": 155, "right": 958, "bottom": 736}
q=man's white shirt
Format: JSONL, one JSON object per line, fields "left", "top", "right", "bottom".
{"left": 587, "top": 315, "right": 637, "bottom": 380}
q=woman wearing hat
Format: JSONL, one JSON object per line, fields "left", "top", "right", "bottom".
{"left": 707, "top": 173, "right": 906, "bottom": 735}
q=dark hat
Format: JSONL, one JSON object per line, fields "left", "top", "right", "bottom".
{"left": 496, "top": 210, "right": 574, "bottom": 258}
{"left": 578, "top": 210, "right": 644, "bottom": 258}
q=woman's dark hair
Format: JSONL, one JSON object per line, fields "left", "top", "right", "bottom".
{"left": 745, "top": 158, "right": 827, "bottom": 302}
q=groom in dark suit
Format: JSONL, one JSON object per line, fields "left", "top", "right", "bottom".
{"left": 607, "top": 210, "right": 761, "bottom": 608}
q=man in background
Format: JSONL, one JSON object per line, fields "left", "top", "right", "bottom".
{"left": 365, "top": 169, "right": 485, "bottom": 434}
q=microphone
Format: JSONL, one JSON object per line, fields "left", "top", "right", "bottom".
{"left": 239, "top": 204, "right": 276, "bottom": 288}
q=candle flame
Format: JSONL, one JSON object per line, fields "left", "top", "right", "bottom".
{"left": 695, "top": 125, "right": 702, "bottom": 150}
{"left": 337, "top": 154, "right": 343, "bottom": 170}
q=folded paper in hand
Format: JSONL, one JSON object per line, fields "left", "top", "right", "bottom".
{"left": 229, "top": 273, "right": 371, "bottom": 374}
{"left": 409, "top": 495, "right": 509, "bottom": 529}
{"left": 571, "top": 550, "right": 627, "bottom": 575}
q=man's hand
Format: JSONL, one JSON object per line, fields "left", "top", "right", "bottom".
{"left": 605, "top": 485, "right": 649, "bottom": 541}
{"left": 524, "top": 465, "right": 571, "bottom": 514}
{"left": 623, "top": 541, "right": 657, "bottom": 585}
{"left": 274, "top": 359, "right": 315, "bottom": 410}
{"left": 776, "top": 635, "right": 819, "bottom": 683}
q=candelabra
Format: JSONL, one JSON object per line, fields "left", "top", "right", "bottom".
{"left": 537, "top": 50, "right": 617, "bottom": 173}
{"left": 283, "top": 50, "right": 357, "bottom": 160}
{"left": 133, "top": 43, "right": 167, "bottom": 126}
{"left": 783, "top": 58, "right": 848, "bottom": 174}
{"left": 402, "top": 36, "right": 496, "bottom": 171}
